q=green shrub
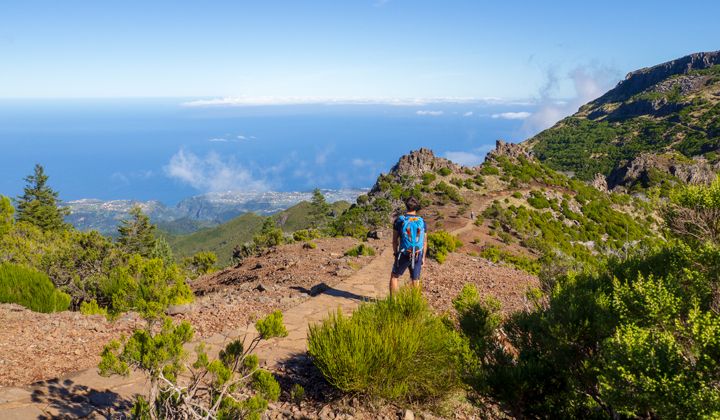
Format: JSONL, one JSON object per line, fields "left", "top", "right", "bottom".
{"left": 0, "top": 263, "right": 70, "bottom": 312}
{"left": 434, "top": 181, "right": 464, "bottom": 204}
{"left": 80, "top": 299, "right": 108, "bottom": 317}
{"left": 422, "top": 172, "right": 437, "bottom": 185}
{"left": 252, "top": 370, "right": 281, "bottom": 402}
{"left": 101, "top": 255, "right": 194, "bottom": 318}
{"left": 303, "top": 241, "right": 318, "bottom": 249}
{"left": 292, "top": 228, "right": 321, "bottom": 242}
{"left": 527, "top": 190, "right": 551, "bottom": 209}
{"left": 182, "top": 251, "right": 217, "bottom": 276}
{"left": 427, "top": 231, "right": 462, "bottom": 263}
{"left": 480, "top": 245, "right": 540, "bottom": 275}
{"left": 308, "top": 288, "right": 465, "bottom": 401}
{"left": 437, "top": 167, "right": 452, "bottom": 176}
{"left": 480, "top": 165, "right": 500, "bottom": 175}
{"left": 290, "top": 384, "right": 305, "bottom": 405}
{"left": 344, "top": 243, "right": 376, "bottom": 257}
{"left": 99, "top": 312, "right": 287, "bottom": 420}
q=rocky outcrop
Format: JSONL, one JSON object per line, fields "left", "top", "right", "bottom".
{"left": 387, "top": 148, "right": 460, "bottom": 178}
{"left": 591, "top": 173, "right": 609, "bottom": 193}
{"left": 607, "top": 152, "right": 717, "bottom": 190}
{"left": 485, "top": 140, "right": 532, "bottom": 162}
{"left": 590, "top": 50, "right": 720, "bottom": 106}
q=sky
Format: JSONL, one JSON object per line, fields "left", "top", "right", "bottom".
{"left": 1, "top": 1, "right": 718, "bottom": 203}
{"left": 1, "top": 0, "right": 718, "bottom": 101}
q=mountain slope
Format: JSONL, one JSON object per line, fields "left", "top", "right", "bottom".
{"left": 168, "top": 200, "right": 350, "bottom": 266}
{"left": 527, "top": 50, "right": 720, "bottom": 189}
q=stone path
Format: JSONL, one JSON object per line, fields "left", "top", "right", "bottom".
{"left": 0, "top": 245, "right": 397, "bottom": 419}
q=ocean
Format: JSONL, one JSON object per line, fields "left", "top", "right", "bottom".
{"left": 0, "top": 98, "right": 535, "bottom": 204}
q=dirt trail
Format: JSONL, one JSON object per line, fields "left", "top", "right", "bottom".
{"left": 0, "top": 192, "right": 518, "bottom": 418}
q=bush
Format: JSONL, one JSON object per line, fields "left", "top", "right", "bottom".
{"left": 344, "top": 243, "right": 376, "bottom": 257}
{"left": 99, "top": 312, "right": 287, "bottom": 420}
{"left": 101, "top": 255, "right": 194, "bottom": 318}
{"left": 422, "top": 172, "right": 437, "bottom": 185}
{"left": 427, "top": 231, "right": 462, "bottom": 263}
{"left": 293, "top": 228, "right": 321, "bottom": 242}
{"left": 434, "top": 181, "right": 464, "bottom": 204}
{"left": 0, "top": 263, "right": 70, "bottom": 313}
{"left": 182, "top": 251, "right": 217, "bottom": 276}
{"left": 308, "top": 288, "right": 465, "bottom": 401}
{"left": 80, "top": 299, "right": 108, "bottom": 317}
{"left": 290, "top": 384, "right": 305, "bottom": 405}
{"left": 437, "top": 167, "right": 452, "bottom": 176}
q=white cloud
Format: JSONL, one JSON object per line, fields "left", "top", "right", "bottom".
{"left": 463, "top": 111, "right": 474, "bottom": 117}
{"left": 521, "top": 65, "right": 619, "bottom": 135}
{"left": 491, "top": 111, "right": 532, "bottom": 120}
{"left": 181, "top": 96, "right": 522, "bottom": 108}
{"left": 416, "top": 110, "right": 444, "bottom": 116}
{"left": 444, "top": 151, "right": 484, "bottom": 166}
{"left": 208, "top": 137, "right": 229, "bottom": 142}
{"left": 352, "top": 158, "right": 374, "bottom": 167}
{"left": 164, "top": 149, "right": 267, "bottom": 192}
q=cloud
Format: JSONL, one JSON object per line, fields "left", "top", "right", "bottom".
{"left": 181, "top": 96, "right": 522, "bottom": 108}
{"left": 416, "top": 110, "right": 444, "bottom": 116}
{"left": 111, "top": 170, "right": 154, "bottom": 185}
{"left": 463, "top": 111, "right": 474, "bottom": 117}
{"left": 315, "top": 146, "right": 335, "bottom": 165}
{"left": 491, "top": 111, "right": 532, "bottom": 120}
{"left": 352, "top": 158, "right": 374, "bottom": 167}
{"left": 208, "top": 137, "right": 229, "bottom": 142}
{"left": 444, "top": 151, "right": 484, "bottom": 167}
{"left": 164, "top": 149, "right": 267, "bottom": 192}
{"left": 521, "top": 64, "right": 619, "bottom": 135}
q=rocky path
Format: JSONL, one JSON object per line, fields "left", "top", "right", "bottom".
{"left": 0, "top": 205, "right": 512, "bottom": 418}
{"left": 0, "top": 243, "right": 398, "bottom": 419}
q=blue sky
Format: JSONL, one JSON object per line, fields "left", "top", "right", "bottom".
{"left": 1, "top": 0, "right": 717, "bottom": 100}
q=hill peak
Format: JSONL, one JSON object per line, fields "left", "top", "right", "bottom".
{"left": 590, "top": 50, "right": 720, "bottom": 106}
{"left": 388, "top": 148, "right": 460, "bottom": 178}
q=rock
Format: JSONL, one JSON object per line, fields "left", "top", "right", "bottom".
{"left": 318, "top": 405, "right": 334, "bottom": 420}
{"left": 367, "top": 230, "right": 383, "bottom": 239}
{"left": 166, "top": 303, "right": 194, "bottom": 315}
{"left": 371, "top": 148, "right": 461, "bottom": 194}
{"left": 591, "top": 173, "right": 608, "bottom": 193}
{"left": 485, "top": 139, "right": 532, "bottom": 163}
{"left": 403, "top": 409, "right": 415, "bottom": 420}
{"left": 256, "top": 283, "right": 268, "bottom": 292}
{"left": 607, "top": 152, "right": 717, "bottom": 190}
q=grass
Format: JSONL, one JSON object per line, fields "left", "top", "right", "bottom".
{"left": 0, "top": 263, "right": 71, "bottom": 313}
{"left": 344, "top": 243, "right": 376, "bottom": 257}
{"left": 307, "top": 288, "right": 465, "bottom": 401}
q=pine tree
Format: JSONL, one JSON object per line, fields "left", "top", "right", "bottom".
{"left": 118, "top": 206, "right": 158, "bottom": 257}
{"left": 309, "top": 188, "right": 331, "bottom": 228}
{"left": 0, "top": 195, "right": 14, "bottom": 236}
{"left": 15, "top": 164, "right": 69, "bottom": 231}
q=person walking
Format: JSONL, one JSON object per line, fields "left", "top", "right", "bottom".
{"left": 389, "top": 196, "right": 427, "bottom": 294}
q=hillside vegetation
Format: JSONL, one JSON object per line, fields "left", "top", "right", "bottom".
{"left": 167, "top": 200, "right": 350, "bottom": 266}
{"left": 528, "top": 51, "right": 720, "bottom": 190}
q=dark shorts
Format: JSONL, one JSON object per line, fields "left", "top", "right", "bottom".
{"left": 392, "top": 251, "right": 423, "bottom": 280}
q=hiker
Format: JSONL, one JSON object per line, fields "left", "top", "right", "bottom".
{"left": 390, "top": 196, "right": 427, "bottom": 294}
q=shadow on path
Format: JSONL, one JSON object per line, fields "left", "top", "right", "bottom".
{"left": 30, "top": 378, "right": 133, "bottom": 419}
{"left": 290, "top": 283, "right": 374, "bottom": 302}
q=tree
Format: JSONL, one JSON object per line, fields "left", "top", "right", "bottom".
{"left": 309, "top": 188, "right": 331, "bottom": 228}
{"left": 665, "top": 175, "right": 720, "bottom": 245}
{"left": 99, "top": 312, "right": 287, "bottom": 419}
{"left": 118, "top": 206, "right": 158, "bottom": 257}
{"left": 0, "top": 196, "right": 13, "bottom": 236}
{"left": 15, "top": 164, "right": 69, "bottom": 231}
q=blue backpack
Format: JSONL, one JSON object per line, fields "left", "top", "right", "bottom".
{"left": 397, "top": 215, "right": 425, "bottom": 260}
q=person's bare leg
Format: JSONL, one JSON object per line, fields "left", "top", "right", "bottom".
{"left": 390, "top": 275, "right": 400, "bottom": 295}
{"left": 410, "top": 279, "right": 422, "bottom": 291}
